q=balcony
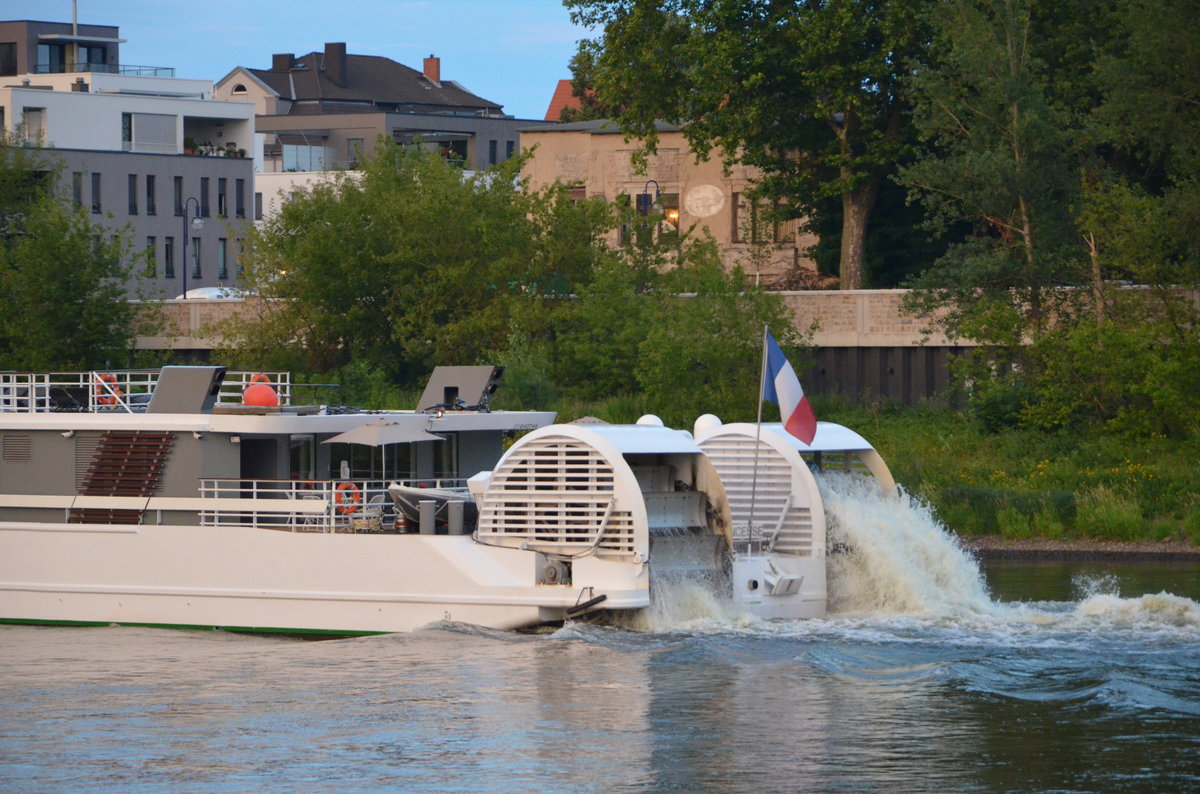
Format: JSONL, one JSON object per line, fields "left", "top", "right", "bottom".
{"left": 34, "top": 62, "right": 176, "bottom": 78}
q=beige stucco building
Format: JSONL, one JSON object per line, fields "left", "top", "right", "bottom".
{"left": 520, "top": 120, "right": 820, "bottom": 284}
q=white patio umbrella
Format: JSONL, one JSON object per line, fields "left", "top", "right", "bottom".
{"left": 322, "top": 420, "right": 444, "bottom": 482}
{"left": 322, "top": 420, "right": 445, "bottom": 447}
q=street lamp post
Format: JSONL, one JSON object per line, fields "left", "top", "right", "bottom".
{"left": 640, "top": 179, "right": 661, "bottom": 216}
{"left": 180, "top": 196, "right": 204, "bottom": 299}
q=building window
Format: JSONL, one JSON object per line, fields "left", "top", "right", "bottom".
{"left": 217, "top": 178, "right": 227, "bottom": 217}
{"left": 236, "top": 239, "right": 244, "bottom": 275}
{"left": 488, "top": 139, "right": 498, "bottom": 165}
{"left": 218, "top": 238, "right": 228, "bottom": 279}
{"left": 731, "top": 192, "right": 759, "bottom": 244}
{"left": 145, "top": 236, "right": 156, "bottom": 277}
{"left": 72, "top": 172, "right": 83, "bottom": 206}
{"left": 506, "top": 140, "right": 515, "bottom": 159}
{"left": 231, "top": 83, "right": 248, "bottom": 95}
{"left": 235, "top": 179, "right": 245, "bottom": 218}
{"left": 146, "top": 174, "right": 156, "bottom": 216}
{"left": 347, "top": 138, "right": 364, "bottom": 166}
{"left": 191, "top": 236, "right": 201, "bottom": 278}
{"left": 21, "top": 108, "right": 45, "bottom": 144}
{"left": 127, "top": 174, "right": 138, "bottom": 215}
{"left": 200, "top": 177, "right": 210, "bottom": 217}
{"left": 174, "top": 176, "right": 183, "bottom": 216}
{"left": 164, "top": 237, "right": 175, "bottom": 278}
{"left": 0, "top": 43, "right": 16, "bottom": 77}
{"left": 121, "top": 111, "right": 175, "bottom": 154}
{"left": 732, "top": 192, "right": 793, "bottom": 244}
{"left": 254, "top": 192, "right": 263, "bottom": 220}
{"left": 90, "top": 172, "right": 101, "bottom": 214}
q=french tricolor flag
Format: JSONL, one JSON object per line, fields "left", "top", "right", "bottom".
{"left": 763, "top": 330, "right": 818, "bottom": 445}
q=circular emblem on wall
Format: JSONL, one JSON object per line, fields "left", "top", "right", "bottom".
{"left": 684, "top": 184, "right": 726, "bottom": 218}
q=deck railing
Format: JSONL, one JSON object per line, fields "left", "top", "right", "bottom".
{"left": 0, "top": 370, "right": 292, "bottom": 414}
{"left": 197, "top": 478, "right": 468, "bottom": 533}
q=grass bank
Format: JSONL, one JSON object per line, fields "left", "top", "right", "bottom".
{"left": 815, "top": 400, "right": 1200, "bottom": 545}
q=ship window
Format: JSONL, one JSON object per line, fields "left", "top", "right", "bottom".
{"left": 432, "top": 433, "right": 458, "bottom": 480}
{"left": 289, "top": 435, "right": 315, "bottom": 481}
{"left": 2, "top": 434, "right": 32, "bottom": 462}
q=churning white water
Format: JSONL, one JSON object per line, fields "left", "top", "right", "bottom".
{"left": 820, "top": 472, "right": 998, "bottom": 619}
{"left": 631, "top": 469, "right": 1200, "bottom": 634}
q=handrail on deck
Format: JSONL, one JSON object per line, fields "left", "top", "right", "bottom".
{"left": 0, "top": 369, "right": 292, "bottom": 414}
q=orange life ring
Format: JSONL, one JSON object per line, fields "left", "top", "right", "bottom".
{"left": 335, "top": 482, "right": 361, "bottom": 514}
{"left": 94, "top": 373, "right": 124, "bottom": 407}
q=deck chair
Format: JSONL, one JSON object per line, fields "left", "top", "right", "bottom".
{"left": 350, "top": 494, "right": 386, "bottom": 533}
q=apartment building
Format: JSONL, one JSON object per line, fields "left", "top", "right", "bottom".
{"left": 0, "top": 19, "right": 255, "bottom": 299}
{"left": 215, "top": 43, "right": 548, "bottom": 173}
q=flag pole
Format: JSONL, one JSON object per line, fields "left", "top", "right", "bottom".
{"left": 748, "top": 323, "right": 768, "bottom": 551}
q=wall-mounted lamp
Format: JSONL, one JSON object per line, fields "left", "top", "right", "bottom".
{"left": 229, "top": 435, "right": 241, "bottom": 444}
{"left": 61, "top": 430, "right": 74, "bottom": 439}
{"left": 193, "top": 431, "right": 204, "bottom": 440}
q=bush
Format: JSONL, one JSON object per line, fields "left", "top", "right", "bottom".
{"left": 1032, "top": 500, "right": 1066, "bottom": 539}
{"left": 1183, "top": 511, "right": 1200, "bottom": 545}
{"left": 1075, "top": 486, "right": 1143, "bottom": 541}
{"left": 997, "top": 505, "right": 1031, "bottom": 538}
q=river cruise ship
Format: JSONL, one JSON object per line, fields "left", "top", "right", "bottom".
{"left": 0, "top": 366, "right": 892, "bottom": 634}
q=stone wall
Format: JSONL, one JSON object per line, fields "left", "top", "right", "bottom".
{"left": 780, "top": 290, "right": 962, "bottom": 347}
{"left": 136, "top": 290, "right": 961, "bottom": 351}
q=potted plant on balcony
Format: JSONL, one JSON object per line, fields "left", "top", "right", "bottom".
{"left": 183, "top": 137, "right": 197, "bottom": 155}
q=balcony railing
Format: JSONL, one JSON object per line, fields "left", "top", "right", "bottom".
{"left": 33, "top": 63, "right": 176, "bottom": 77}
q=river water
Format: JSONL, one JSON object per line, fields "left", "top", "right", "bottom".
{"left": 1, "top": 477, "right": 1197, "bottom": 793}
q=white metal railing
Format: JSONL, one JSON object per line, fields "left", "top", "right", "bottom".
{"left": 0, "top": 370, "right": 292, "bottom": 414}
{"left": 195, "top": 478, "right": 466, "bottom": 533}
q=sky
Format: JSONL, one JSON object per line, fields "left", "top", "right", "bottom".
{"left": 4, "top": 0, "right": 595, "bottom": 120}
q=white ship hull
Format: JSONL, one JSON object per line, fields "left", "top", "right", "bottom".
{"left": 1, "top": 520, "right": 649, "bottom": 633}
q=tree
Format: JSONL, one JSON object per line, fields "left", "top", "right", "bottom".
{"left": 226, "top": 141, "right": 618, "bottom": 381}
{"left": 900, "top": 0, "right": 1089, "bottom": 343}
{"left": 564, "top": 0, "right": 929, "bottom": 289}
{"left": 636, "top": 238, "right": 803, "bottom": 426}
{"left": 1092, "top": 0, "right": 1200, "bottom": 280}
{"left": 0, "top": 136, "right": 144, "bottom": 370}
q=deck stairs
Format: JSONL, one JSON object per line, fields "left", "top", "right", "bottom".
{"left": 69, "top": 431, "right": 175, "bottom": 524}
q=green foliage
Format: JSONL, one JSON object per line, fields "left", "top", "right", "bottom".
{"left": 491, "top": 330, "right": 560, "bottom": 411}
{"left": 635, "top": 239, "right": 803, "bottom": 426}
{"left": 0, "top": 138, "right": 145, "bottom": 369}
{"left": 1022, "top": 319, "right": 1200, "bottom": 437}
{"left": 1075, "top": 486, "right": 1143, "bottom": 541}
{"left": 551, "top": 255, "right": 652, "bottom": 398}
{"left": 901, "top": 0, "right": 1090, "bottom": 343}
{"left": 1184, "top": 511, "right": 1200, "bottom": 546}
{"left": 817, "top": 400, "right": 1196, "bottom": 542}
{"left": 225, "top": 141, "right": 619, "bottom": 382}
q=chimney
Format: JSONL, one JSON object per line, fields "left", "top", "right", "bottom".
{"left": 272, "top": 53, "right": 294, "bottom": 72}
{"left": 423, "top": 54, "right": 441, "bottom": 86}
{"left": 324, "top": 42, "right": 347, "bottom": 86}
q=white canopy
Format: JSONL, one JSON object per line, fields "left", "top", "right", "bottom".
{"left": 322, "top": 420, "right": 445, "bottom": 447}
